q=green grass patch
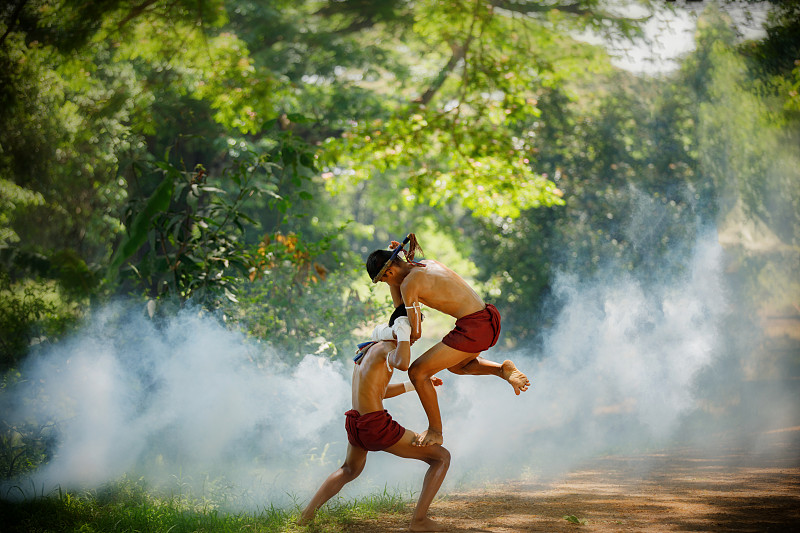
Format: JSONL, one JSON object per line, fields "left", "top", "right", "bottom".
{"left": 0, "top": 479, "right": 411, "bottom": 532}
{"left": 563, "top": 514, "right": 588, "bottom": 525}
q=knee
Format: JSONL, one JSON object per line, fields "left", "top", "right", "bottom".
{"left": 340, "top": 463, "right": 363, "bottom": 482}
{"left": 447, "top": 365, "right": 467, "bottom": 375}
{"left": 436, "top": 447, "right": 451, "bottom": 468}
{"left": 408, "top": 361, "right": 429, "bottom": 383}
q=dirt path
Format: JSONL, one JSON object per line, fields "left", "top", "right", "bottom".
{"left": 348, "top": 430, "right": 800, "bottom": 532}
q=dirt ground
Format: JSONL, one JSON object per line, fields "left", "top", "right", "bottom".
{"left": 349, "top": 429, "right": 800, "bottom": 532}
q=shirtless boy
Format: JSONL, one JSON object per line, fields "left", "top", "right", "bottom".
{"left": 299, "top": 309, "right": 450, "bottom": 532}
{"left": 366, "top": 234, "right": 531, "bottom": 447}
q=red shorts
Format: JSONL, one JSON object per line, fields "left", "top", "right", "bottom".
{"left": 442, "top": 304, "right": 501, "bottom": 353}
{"left": 344, "top": 409, "right": 406, "bottom": 451}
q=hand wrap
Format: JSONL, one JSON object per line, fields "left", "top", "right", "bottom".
{"left": 392, "top": 316, "right": 411, "bottom": 343}
{"left": 371, "top": 324, "right": 394, "bottom": 342}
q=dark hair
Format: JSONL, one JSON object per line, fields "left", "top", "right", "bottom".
{"left": 388, "top": 305, "right": 407, "bottom": 327}
{"left": 366, "top": 249, "right": 393, "bottom": 281}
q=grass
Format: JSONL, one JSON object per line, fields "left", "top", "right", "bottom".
{"left": 0, "top": 480, "right": 411, "bottom": 532}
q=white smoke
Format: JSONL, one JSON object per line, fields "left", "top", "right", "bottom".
{"left": 2, "top": 230, "right": 791, "bottom": 508}
{"left": 430, "top": 231, "right": 729, "bottom": 482}
{"left": 1, "top": 306, "right": 352, "bottom": 505}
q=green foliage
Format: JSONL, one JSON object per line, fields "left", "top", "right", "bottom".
{"left": 312, "top": 486, "right": 408, "bottom": 525}
{"left": 108, "top": 170, "right": 174, "bottom": 278}
{"left": 0, "top": 367, "right": 57, "bottom": 479}
{"left": 0, "top": 273, "right": 55, "bottom": 370}
{"left": 235, "top": 232, "right": 384, "bottom": 358}
{"left": 685, "top": 6, "right": 800, "bottom": 314}
{"left": 469, "top": 70, "right": 710, "bottom": 339}
{"left": 0, "top": 480, "right": 295, "bottom": 532}
{"left": 115, "top": 152, "right": 290, "bottom": 306}
{"left": 0, "top": 179, "right": 43, "bottom": 247}
{"left": 2, "top": 0, "right": 796, "bottom": 361}
{"left": 0, "top": 477, "right": 410, "bottom": 533}
{"left": 0, "top": 273, "right": 81, "bottom": 371}
{"left": 319, "top": 0, "right": 620, "bottom": 217}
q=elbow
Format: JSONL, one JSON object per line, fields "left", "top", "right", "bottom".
{"left": 394, "top": 361, "right": 410, "bottom": 372}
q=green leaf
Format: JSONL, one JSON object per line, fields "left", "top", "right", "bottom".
{"left": 563, "top": 515, "right": 587, "bottom": 525}
{"left": 198, "top": 186, "right": 227, "bottom": 194}
{"left": 107, "top": 172, "right": 174, "bottom": 278}
{"left": 224, "top": 288, "right": 239, "bottom": 303}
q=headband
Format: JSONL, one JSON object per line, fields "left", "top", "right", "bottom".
{"left": 371, "top": 234, "right": 411, "bottom": 283}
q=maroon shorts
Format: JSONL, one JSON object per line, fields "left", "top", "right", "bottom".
{"left": 344, "top": 409, "right": 406, "bottom": 451}
{"left": 442, "top": 303, "right": 501, "bottom": 353}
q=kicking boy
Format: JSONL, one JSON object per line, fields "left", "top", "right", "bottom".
{"left": 299, "top": 309, "right": 450, "bottom": 532}
{"left": 366, "top": 234, "right": 531, "bottom": 447}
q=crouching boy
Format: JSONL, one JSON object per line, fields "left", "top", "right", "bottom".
{"left": 299, "top": 309, "right": 450, "bottom": 532}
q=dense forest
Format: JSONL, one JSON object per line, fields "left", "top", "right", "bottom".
{"left": 1, "top": 0, "right": 798, "bottom": 502}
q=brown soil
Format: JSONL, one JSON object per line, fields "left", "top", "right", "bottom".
{"left": 348, "top": 429, "right": 800, "bottom": 532}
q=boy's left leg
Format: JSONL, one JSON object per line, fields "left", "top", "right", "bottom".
{"left": 450, "top": 357, "right": 530, "bottom": 395}
{"left": 299, "top": 444, "right": 367, "bottom": 524}
{"left": 385, "top": 430, "right": 450, "bottom": 532}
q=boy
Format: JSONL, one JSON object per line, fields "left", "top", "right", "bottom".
{"left": 366, "top": 234, "right": 530, "bottom": 447}
{"left": 299, "top": 310, "right": 450, "bottom": 532}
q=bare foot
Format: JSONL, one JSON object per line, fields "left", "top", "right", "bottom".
{"left": 297, "top": 509, "right": 315, "bottom": 526}
{"left": 412, "top": 428, "right": 443, "bottom": 447}
{"left": 410, "top": 517, "right": 448, "bottom": 531}
{"left": 501, "top": 360, "right": 530, "bottom": 395}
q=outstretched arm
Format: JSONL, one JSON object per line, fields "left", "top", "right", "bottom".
{"left": 385, "top": 376, "right": 443, "bottom": 399}
{"left": 385, "top": 381, "right": 412, "bottom": 399}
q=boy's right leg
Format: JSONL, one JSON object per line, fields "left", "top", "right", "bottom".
{"left": 299, "top": 444, "right": 367, "bottom": 524}
{"left": 385, "top": 429, "right": 451, "bottom": 532}
{"left": 408, "top": 342, "right": 478, "bottom": 446}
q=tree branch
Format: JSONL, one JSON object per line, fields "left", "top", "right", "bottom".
{"left": 414, "top": 39, "right": 471, "bottom": 106}
{"left": 118, "top": 0, "right": 160, "bottom": 30}
{"left": 490, "top": 0, "right": 592, "bottom": 17}
{"left": 415, "top": 0, "right": 485, "bottom": 107}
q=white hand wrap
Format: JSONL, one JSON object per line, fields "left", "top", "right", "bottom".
{"left": 403, "top": 381, "right": 415, "bottom": 393}
{"left": 371, "top": 324, "right": 394, "bottom": 341}
{"left": 392, "top": 316, "right": 411, "bottom": 343}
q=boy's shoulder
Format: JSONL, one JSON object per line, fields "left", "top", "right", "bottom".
{"left": 403, "top": 260, "right": 442, "bottom": 286}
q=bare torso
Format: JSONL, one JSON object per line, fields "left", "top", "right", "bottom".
{"left": 401, "top": 260, "right": 485, "bottom": 319}
{"left": 351, "top": 341, "right": 394, "bottom": 414}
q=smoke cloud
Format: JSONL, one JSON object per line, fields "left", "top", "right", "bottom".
{"left": 435, "top": 230, "right": 730, "bottom": 480}
{"left": 1, "top": 306, "right": 353, "bottom": 506}
{"left": 2, "top": 229, "right": 796, "bottom": 508}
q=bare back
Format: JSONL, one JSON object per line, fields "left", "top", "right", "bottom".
{"left": 351, "top": 341, "right": 395, "bottom": 414}
{"left": 401, "top": 260, "right": 485, "bottom": 319}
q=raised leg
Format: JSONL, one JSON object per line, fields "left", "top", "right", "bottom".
{"left": 449, "top": 356, "right": 530, "bottom": 394}
{"left": 298, "top": 444, "right": 368, "bottom": 525}
{"left": 448, "top": 355, "right": 502, "bottom": 376}
{"left": 385, "top": 430, "right": 450, "bottom": 532}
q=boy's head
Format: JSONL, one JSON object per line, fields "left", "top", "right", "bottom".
{"left": 365, "top": 233, "right": 424, "bottom": 283}
{"left": 366, "top": 249, "right": 395, "bottom": 282}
